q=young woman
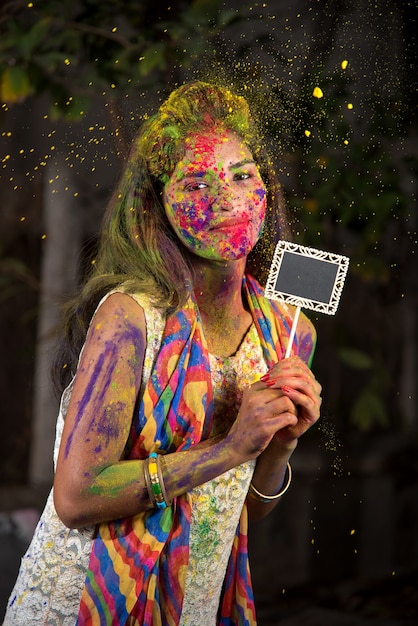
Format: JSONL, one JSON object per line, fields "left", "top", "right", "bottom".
{"left": 4, "top": 81, "right": 321, "bottom": 625}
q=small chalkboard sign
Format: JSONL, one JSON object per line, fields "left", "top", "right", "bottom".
{"left": 265, "top": 241, "right": 349, "bottom": 357}
{"left": 265, "top": 240, "right": 349, "bottom": 314}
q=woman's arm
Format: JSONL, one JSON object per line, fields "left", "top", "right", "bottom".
{"left": 54, "top": 292, "right": 150, "bottom": 527}
{"left": 247, "top": 355, "right": 322, "bottom": 522}
{"left": 54, "top": 293, "right": 301, "bottom": 529}
{"left": 54, "top": 293, "right": 243, "bottom": 528}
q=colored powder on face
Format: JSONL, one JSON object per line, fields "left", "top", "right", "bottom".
{"left": 255, "top": 187, "right": 266, "bottom": 201}
{"left": 163, "top": 129, "right": 266, "bottom": 262}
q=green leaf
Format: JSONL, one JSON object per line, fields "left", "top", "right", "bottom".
{"left": 217, "top": 9, "right": 242, "bottom": 28}
{"left": 49, "top": 94, "right": 90, "bottom": 120}
{"left": 188, "top": 0, "right": 223, "bottom": 21}
{"left": 35, "top": 51, "right": 74, "bottom": 72}
{"left": 0, "top": 66, "right": 32, "bottom": 103}
{"left": 338, "top": 348, "right": 373, "bottom": 370}
{"left": 64, "top": 95, "right": 90, "bottom": 120}
{"left": 350, "top": 388, "right": 389, "bottom": 431}
{"left": 138, "top": 43, "right": 166, "bottom": 77}
{"left": 17, "top": 18, "right": 52, "bottom": 58}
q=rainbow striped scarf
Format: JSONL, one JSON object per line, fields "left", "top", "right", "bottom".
{"left": 77, "top": 275, "right": 313, "bottom": 625}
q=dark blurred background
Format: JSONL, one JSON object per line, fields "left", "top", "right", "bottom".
{"left": 0, "top": 1, "right": 417, "bottom": 624}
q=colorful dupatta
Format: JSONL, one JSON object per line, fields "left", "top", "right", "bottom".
{"left": 77, "top": 274, "right": 315, "bottom": 625}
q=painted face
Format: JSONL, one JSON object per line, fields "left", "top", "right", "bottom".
{"left": 163, "top": 130, "right": 267, "bottom": 262}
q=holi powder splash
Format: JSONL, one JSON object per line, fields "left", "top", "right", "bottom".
{"left": 1, "top": 3, "right": 412, "bottom": 210}
{"left": 317, "top": 413, "right": 344, "bottom": 477}
{"left": 3, "top": 1, "right": 414, "bottom": 278}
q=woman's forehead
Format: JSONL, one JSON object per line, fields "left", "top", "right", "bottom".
{"left": 179, "top": 129, "right": 252, "bottom": 164}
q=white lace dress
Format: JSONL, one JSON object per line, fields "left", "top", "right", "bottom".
{"left": 4, "top": 294, "right": 267, "bottom": 626}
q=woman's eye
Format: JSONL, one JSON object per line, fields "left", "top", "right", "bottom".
{"left": 184, "top": 181, "right": 208, "bottom": 191}
{"left": 233, "top": 171, "right": 252, "bottom": 181}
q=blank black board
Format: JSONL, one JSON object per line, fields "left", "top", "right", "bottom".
{"left": 264, "top": 241, "right": 349, "bottom": 315}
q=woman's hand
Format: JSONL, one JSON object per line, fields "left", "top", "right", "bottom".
{"left": 226, "top": 356, "right": 321, "bottom": 463}
{"left": 225, "top": 376, "right": 298, "bottom": 462}
{"left": 261, "top": 355, "right": 322, "bottom": 447}
{"left": 245, "top": 356, "right": 322, "bottom": 522}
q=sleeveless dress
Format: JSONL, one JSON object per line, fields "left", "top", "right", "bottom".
{"left": 4, "top": 293, "right": 267, "bottom": 626}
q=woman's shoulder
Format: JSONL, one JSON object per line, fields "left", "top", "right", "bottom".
{"left": 95, "top": 290, "right": 145, "bottom": 316}
{"left": 78, "top": 290, "right": 166, "bottom": 366}
{"left": 296, "top": 307, "right": 316, "bottom": 337}
{"left": 92, "top": 289, "right": 166, "bottom": 328}
{"left": 55, "top": 291, "right": 166, "bottom": 447}
{"left": 85, "top": 291, "right": 146, "bottom": 346}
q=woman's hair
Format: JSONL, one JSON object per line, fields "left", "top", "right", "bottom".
{"left": 52, "top": 81, "right": 291, "bottom": 394}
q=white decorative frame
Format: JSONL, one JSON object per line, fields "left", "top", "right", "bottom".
{"left": 264, "top": 240, "right": 350, "bottom": 315}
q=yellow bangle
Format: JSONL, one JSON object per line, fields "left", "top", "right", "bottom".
{"left": 249, "top": 462, "right": 292, "bottom": 503}
{"left": 145, "top": 452, "right": 171, "bottom": 509}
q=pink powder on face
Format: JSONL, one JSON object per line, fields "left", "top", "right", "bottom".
{"left": 164, "top": 129, "right": 267, "bottom": 262}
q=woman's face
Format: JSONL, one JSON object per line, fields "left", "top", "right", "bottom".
{"left": 163, "top": 129, "right": 267, "bottom": 262}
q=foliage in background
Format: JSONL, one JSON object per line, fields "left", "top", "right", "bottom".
{"left": 221, "top": 29, "right": 417, "bottom": 432}
{"left": 0, "top": 0, "right": 243, "bottom": 117}
{"left": 267, "top": 65, "right": 417, "bottom": 431}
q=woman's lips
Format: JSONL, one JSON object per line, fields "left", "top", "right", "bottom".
{"left": 209, "top": 217, "right": 251, "bottom": 230}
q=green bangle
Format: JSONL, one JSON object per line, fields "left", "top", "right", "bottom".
{"left": 145, "top": 452, "right": 171, "bottom": 510}
{"left": 148, "top": 452, "right": 166, "bottom": 509}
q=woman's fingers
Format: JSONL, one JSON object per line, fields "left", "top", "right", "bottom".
{"left": 281, "top": 384, "right": 321, "bottom": 422}
{"left": 228, "top": 387, "right": 299, "bottom": 458}
{"left": 230, "top": 355, "right": 323, "bottom": 460}
{"left": 257, "top": 357, "right": 322, "bottom": 438}
{"left": 260, "top": 357, "right": 322, "bottom": 404}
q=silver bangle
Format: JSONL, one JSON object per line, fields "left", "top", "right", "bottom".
{"left": 249, "top": 462, "right": 292, "bottom": 502}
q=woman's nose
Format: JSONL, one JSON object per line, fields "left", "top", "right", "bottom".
{"left": 216, "top": 182, "right": 239, "bottom": 212}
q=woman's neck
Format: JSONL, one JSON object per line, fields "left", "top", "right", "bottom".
{"left": 192, "top": 259, "right": 252, "bottom": 356}
{"left": 193, "top": 258, "right": 246, "bottom": 314}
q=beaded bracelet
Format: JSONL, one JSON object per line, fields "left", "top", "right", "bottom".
{"left": 248, "top": 462, "right": 292, "bottom": 503}
{"left": 144, "top": 452, "right": 171, "bottom": 509}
